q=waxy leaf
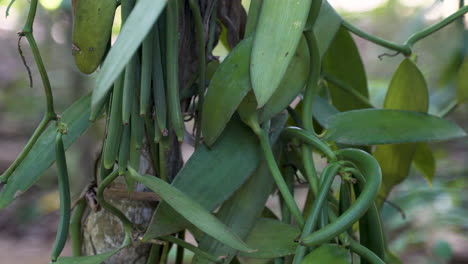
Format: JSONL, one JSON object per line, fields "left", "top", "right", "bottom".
{"left": 259, "top": 37, "right": 310, "bottom": 123}
{"left": 145, "top": 118, "right": 261, "bottom": 238}
{"left": 302, "top": 244, "right": 350, "bottom": 264}
{"left": 323, "top": 26, "right": 369, "bottom": 111}
{"left": 204, "top": 36, "right": 310, "bottom": 146}
{"left": 128, "top": 168, "right": 254, "bottom": 253}
{"left": 202, "top": 36, "right": 253, "bottom": 146}
{"left": 0, "top": 95, "right": 92, "bottom": 209}
{"left": 250, "top": 0, "right": 312, "bottom": 107}
{"left": 413, "top": 143, "right": 436, "bottom": 184}
{"left": 239, "top": 218, "right": 300, "bottom": 259}
{"left": 373, "top": 58, "right": 429, "bottom": 197}
{"left": 311, "top": 1, "right": 342, "bottom": 56}
{"left": 457, "top": 56, "right": 468, "bottom": 102}
{"left": 192, "top": 161, "right": 275, "bottom": 264}
{"left": 55, "top": 248, "right": 122, "bottom": 264}
{"left": 91, "top": 0, "right": 166, "bottom": 110}
{"left": 325, "top": 109, "right": 465, "bottom": 145}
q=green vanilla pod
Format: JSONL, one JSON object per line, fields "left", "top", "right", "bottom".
{"left": 72, "top": 0, "right": 117, "bottom": 74}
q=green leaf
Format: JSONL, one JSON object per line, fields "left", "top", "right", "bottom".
{"left": 382, "top": 59, "right": 428, "bottom": 112}
{"left": 192, "top": 161, "right": 275, "bottom": 264}
{"left": 0, "top": 95, "right": 92, "bottom": 209}
{"left": 413, "top": 143, "right": 435, "bottom": 185}
{"left": 250, "top": 0, "right": 312, "bottom": 107}
{"left": 373, "top": 58, "right": 429, "bottom": 197}
{"left": 128, "top": 168, "right": 254, "bottom": 253}
{"left": 54, "top": 248, "right": 122, "bottom": 264}
{"left": 457, "top": 56, "right": 468, "bottom": 103}
{"left": 144, "top": 118, "right": 261, "bottom": 238}
{"left": 312, "top": 1, "right": 342, "bottom": 56}
{"left": 91, "top": 0, "right": 166, "bottom": 110}
{"left": 239, "top": 218, "right": 300, "bottom": 259}
{"left": 258, "top": 37, "right": 310, "bottom": 123}
{"left": 301, "top": 244, "right": 350, "bottom": 264}
{"left": 323, "top": 26, "right": 369, "bottom": 111}
{"left": 202, "top": 36, "right": 253, "bottom": 146}
{"left": 312, "top": 96, "right": 339, "bottom": 128}
{"left": 325, "top": 109, "right": 466, "bottom": 145}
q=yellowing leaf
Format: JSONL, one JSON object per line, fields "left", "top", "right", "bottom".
{"left": 373, "top": 59, "right": 429, "bottom": 198}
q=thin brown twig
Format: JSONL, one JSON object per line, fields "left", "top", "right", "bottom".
{"left": 17, "top": 33, "right": 33, "bottom": 88}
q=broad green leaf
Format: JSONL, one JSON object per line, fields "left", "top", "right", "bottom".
{"left": 301, "top": 244, "right": 350, "bottom": 264}
{"left": 373, "top": 58, "right": 429, "bottom": 198}
{"left": 258, "top": 37, "right": 310, "bottom": 123}
{"left": 323, "top": 26, "right": 369, "bottom": 111}
{"left": 413, "top": 143, "right": 435, "bottom": 184}
{"left": 192, "top": 161, "right": 275, "bottom": 264}
{"left": 325, "top": 109, "right": 466, "bottom": 145}
{"left": 457, "top": 56, "right": 468, "bottom": 102}
{"left": 311, "top": 1, "right": 342, "bottom": 56}
{"left": 202, "top": 36, "right": 253, "bottom": 146}
{"left": 128, "top": 168, "right": 254, "bottom": 253}
{"left": 91, "top": 0, "right": 166, "bottom": 110}
{"left": 204, "top": 34, "right": 309, "bottom": 146}
{"left": 239, "top": 218, "right": 300, "bottom": 259}
{"left": 0, "top": 95, "right": 92, "bottom": 209}
{"left": 144, "top": 118, "right": 261, "bottom": 238}
{"left": 382, "top": 59, "right": 428, "bottom": 112}
{"left": 312, "top": 96, "right": 339, "bottom": 128}
{"left": 55, "top": 248, "right": 122, "bottom": 264}
{"left": 250, "top": 0, "right": 312, "bottom": 107}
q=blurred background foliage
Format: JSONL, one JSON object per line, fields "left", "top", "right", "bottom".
{"left": 0, "top": 0, "right": 466, "bottom": 263}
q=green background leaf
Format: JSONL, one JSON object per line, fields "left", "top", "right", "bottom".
{"left": 55, "top": 248, "right": 121, "bottom": 264}
{"left": 202, "top": 36, "right": 253, "bottom": 146}
{"left": 323, "top": 26, "right": 369, "bottom": 111}
{"left": 456, "top": 56, "right": 468, "bottom": 102}
{"left": 373, "top": 58, "right": 429, "bottom": 197}
{"left": 193, "top": 161, "right": 275, "bottom": 264}
{"left": 413, "top": 143, "right": 436, "bottom": 185}
{"left": 312, "top": 1, "right": 343, "bottom": 56}
{"left": 144, "top": 118, "right": 261, "bottom": 239}
{"left": 325, "top": 109, "right": 465, "bottom": 145}
{"left": 239, "top": 218, "right": 300, "bottom": 259}
{"left": 302, "top": 244, "right": 350, "bottom": 264}
{"left": 129, "top": 168, "right": 253, "bottom": 253}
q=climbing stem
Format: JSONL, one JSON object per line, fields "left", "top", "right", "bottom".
{"left": 342, "top": 20, "right": 411, "bottom": 56}
{"left": 300, "top": 30, "right": 322, "bottom": 196}
{"left": 405, "top": 6, "right": 468, "bottom": 47}
{"left": 1, "top": 0, "right": 58, "bottom": 183}
{"left": 96, "top": 170, "right": 133, "bottom": 245}
{"left": 249, "top": 120, "right": 304, "bottom": 227}
{"left": 343, "top": 6, "right": 468, "bottom": 56}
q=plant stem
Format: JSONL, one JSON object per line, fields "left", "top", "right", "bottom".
{"left": 160, "top": 235, "right": 220, "bottom": 262}
{"left": 343, "top": 6, "right": 468, "bottom": 56}
{"left": 405, "top": 6, "right": 468, "bottom": 47}
{"left": 146, "top": 244, "right": 161, "bottom": 264}
{"left": 301, "top": 31, "right": 321, "bottom": 196}
{"left": 189, "top": 0, "right": 206, "bottom": 148}
{"left": 323, "top": 73, "right": 374, "bottom": 108}
{"left": 292, "top": 163, "right": 341, "bottom": 264}
{"left": 0, "top": 116, "right": 50, "bottom": 183}
{"left": 96, "top": 170, "right": 133, "bottom": 246}
{"left": 250, "top": 122, "right": 304, "bottom": 227}
{"left": 175, "top": 231, "right": 185, "bottom": 264}
{"left": 1, "top": 0, "right": 58, "bottom": 183}
{"left": 342, "top": 20, "right": 411, "bottom": 56}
